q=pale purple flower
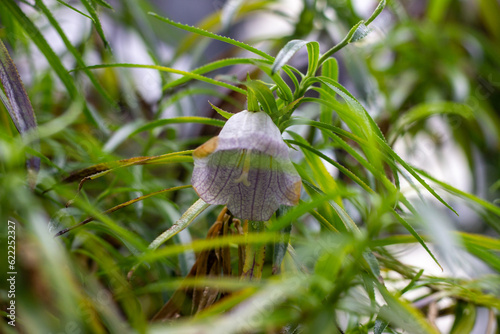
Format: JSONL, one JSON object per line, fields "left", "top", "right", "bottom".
{"left": 191, "top": 110, "right": 301, "bottom": 221}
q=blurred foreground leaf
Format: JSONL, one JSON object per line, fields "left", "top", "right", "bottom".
{"left": 0, "top": 39, "right": 39, "bottom": 186}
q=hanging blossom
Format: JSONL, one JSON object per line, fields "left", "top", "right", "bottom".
{"left": 191, "top": 110, "right": 301, "bottom": 221}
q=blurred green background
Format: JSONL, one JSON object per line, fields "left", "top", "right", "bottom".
{"left": 1, "top": 0, "right": 500, "bottom": 333}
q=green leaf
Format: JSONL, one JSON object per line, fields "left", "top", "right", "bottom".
{"left": 74, "top": 63, "right": 247, "bottom": 95}
{"left": 254, "top": 62, "right": 294, "bottom": 103}
{"left": 80, "top": 0, "right": 110, "bottom": 48}
{"left": 129, "top": 198, "right": 211, "bottom": 276}
{"left": 287, "top": 132, "right": 342, "bottom": 196}
{"left": 321, "top": 58, "right": 338, "bottom": 82}
{"left": 372, "top": 232, "right": 500, "bottom": 251}
{"left": 379, "top": 145, "right": 457, "bottom": 215}
{"left": 55, "top": 0, "right": 94, "bottom": 20}
{"left": 299, "top": 181, "right": 342, "bottom": 232}
{"left": 286, "top": 138, "right": 373, "bottom": 194}
{"left": 35, "top": 0, "right": 116, "bottom": 106}
{"left": 208, "top": 101, "right": 234, "bottom": 119}
{"left": 373, "top": 316, "right": 388, "bottom": 334}
{"left": 459, "top": 232, "right": 500, "bottom": 250}
{"left": 2, "top": 0, "right": 99, "bottom": 125}
{"left": 319, "top": 0, "right": 385, "bottom": 64}
{"left": 478, "top": 0, "right": 500, "bottom": 40}
{"left": 162, "top": 57, "right": 295, "bottom": 104}
{"left": 315, "top": 242, "right": 347, "bottom": 280}
{"left": 285, "top": 118, "right": 442, "bottom": 268}
{"left": 268, "top": 191, "right": 344, "bottom": 232}
{"left": 149, "top": 12, "right": 273, "bottom": 61}
{"left": 92, "top": 0, "right": 113, "bottom": 10}
{"left": 362, "top": 251, "right": 381, "bottom": 278}
{"left": 450, "top": 303, "right": 476, "bottom": 334}
{"left": 464, "top": 245, "right": 500, "bottom": 272}
{"left": 221, "top": 0, "right": 244, "bottom": 29}
{"left": 303, "top": 78, "right": 390, "bottom": 182}
{"left": 391, "top": 208, "right": 442, "bottom": 271}
{"left": 174, "top": 1, "right": 273, "bottom": 57}
{"left": 365, "top": 0, "right": 386, "bottom": 25}
{"left": 271, "top": 39, "right": 308, "bottom": 74}
{"left": 400, "top": 269, "right": 424, "bottom": 295}
{"left": 244, "top": 80, "right": 278, "bottom": 117}
{"left": 285, "top": 117, "right": 391, "bottom": 192}
{"left": 311, "top": 76, "right": 382, "bottom": 141}
{"left": 272, "top": 206, "right": 292, "bottom": 274}
{"left": 295, "top": 108, "right": 455, "bottom": 216}
{"left": 275, "top": 97, "right": 302, "bottom": 119}
{"left": 163, "top": 57, "right": 269, "bottom": 90}
{"left": 246, "top": 81, "right": 259, "bottom": 112}
{"left": 55, "top": 185, "right": 191, "bottom": 236}
{"left": 426, "top": 0, "right": 453, "bottom": 23}
{"left": 377, "top": 282, "right": 440, "bottom": 334}
{"left": 319, "top": 58, "right": 338, "bottom": 137}
{"left": 414, "top": 167, "right": 500, "bottom": 230}
{"left": 162, "top": 87, "right": 243, "bottom": 110}
{"left": 389, "top": 102, "right": 474, "bottom": 142}
{"left": 130, "top": 117, "right": 225, "bottom": 137}
{"left": 305, "top": 41, "right": 320, "bottom": 76}
{"left": 318, "top": 20, "right": 364, "bottom": 64}
{"left": 287, "top": 133, "right": 346, "bottom": 231}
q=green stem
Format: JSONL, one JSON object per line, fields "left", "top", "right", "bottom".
{"left": 317, "top": 20, "right": 364, "bottom": 67}
{"left": 241, "top": 221, "right": 266, "bottom": 280}
{"left": 318, "top": 0, "right": 386, "bottom": 67}
{"left": 128, "top": 198, "right": 210, "bottom": 279}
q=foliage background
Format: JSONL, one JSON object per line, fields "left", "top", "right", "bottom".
{"left": 1, "top": 0, "right": 500, "bottom": 333}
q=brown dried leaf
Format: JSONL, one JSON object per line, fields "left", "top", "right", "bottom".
{"left": 63, "top": 153, "right": 193, "bottom": 184}
{"left": 153, "top": 207, "right": 240, "bottom": 321}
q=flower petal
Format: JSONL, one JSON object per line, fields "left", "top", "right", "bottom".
{"left": 191, "top": 110, "right": 301, "bottom": 221}
{"left": 192, "top": 149, "right": 245, "bottom": 205}
{"left": 217, "top": 110, "right": 289, "bottom": 159}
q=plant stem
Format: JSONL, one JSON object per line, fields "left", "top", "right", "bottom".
{"left": 241, "top": 220, "right": 266, "bottom": 280}
{"left": 318, "top": 0, "right": 386, "bottom": 66}
{"left": 128, "top": 198, "right": 210, "bottom": 279}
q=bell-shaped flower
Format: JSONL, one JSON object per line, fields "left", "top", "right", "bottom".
{"left": 191, "top": 110, "right": 301, "bottom": 221}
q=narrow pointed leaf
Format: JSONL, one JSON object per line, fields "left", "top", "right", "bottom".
{"left": 209, "top": 101, "right": 234, "bottom": 119}
{"left": 149, "top": 12, "right": 273, "bottom": 61}
{"left": 377, "top": 281, "right": 440, "bottom": 334}
{"left": 35, "top": 0, "right": 116, "bottom": 106}
{"left": 305, "top": 41, "right": 320, "bottom": 76}
{"left": 129, "top": 116, "right": 225, "bottom": 137}
{"left": 2, "top": 0, "right": 99, "bottom": 125}
{"left": 55, "top": 0, "right": 94, "bottom": 20}
{"left": 366, "top": 0, "right": 386, "bottom": 25}
{"left": 221, "top": 0, "right": 244, "bottom": 29}
{"left": 77, "top": 63, "right": 246, "bottom": 95}
{"left": 271, "top": 39, "right": 308, "bottom": 74}
{"left": 55, "top": 185, "right": 191, "bottom": 236}
{"left": 163, "top": 57, "right": 271, "bottom": 90}
{"left": 272, "top": 206, "right": 292, "bottom": 274}
{"left": 80, "top": 0, "right": 110, "bottom": 48}
{"left": 92, "top": 0, "right": 113, "bottom": 10}
{"left": 245, "top": 80, "right": 278, "bottom": 117}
